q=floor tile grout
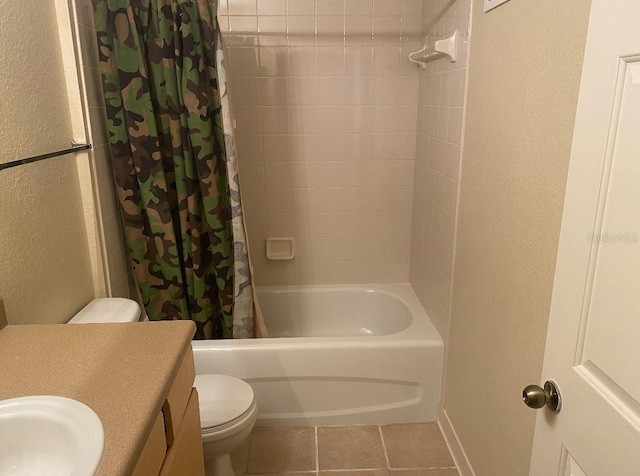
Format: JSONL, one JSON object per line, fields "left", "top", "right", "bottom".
{"left": 242, "top": 423, "right": 459, "bottom": 475}
{"left": 314, "top": 426, "right": 319, "bottom": 473}
{"left": 244, "top": 432, "right": 252, "bottom": 474}
{"left": 317, "top": 468, "right": 386, "bottom": 473}
{"left": 378, "top": 425, "right": 391, "bottom": 471}
{"left": 243, "top": 470, "right": 459, "bottom": 475}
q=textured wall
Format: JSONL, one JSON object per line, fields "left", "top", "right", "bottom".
{"left": 219, "top": 0, "right": 422, "bottom": 285}
{"left": 443, "top": 0, "right": 591, "bottom": 474}
{"left": 0, "top": 0, "right": 95, "bottom": 323}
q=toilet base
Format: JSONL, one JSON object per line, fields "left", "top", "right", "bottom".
{"left": 204, "top": 452, "right": 234, "bottom": 476}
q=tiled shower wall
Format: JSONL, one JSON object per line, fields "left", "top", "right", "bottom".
{"left": 72, "top": 0, "right": 136, "bottom": 299}
{"left": 219, "top": 0, "right": 423, "bottom": 285}
{"left": 409, "top": 0, "right": 470, "bottom": 338}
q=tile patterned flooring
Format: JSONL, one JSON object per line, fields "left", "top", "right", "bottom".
{"left": 231, "top": 423, "right": 459, "bottom": 476}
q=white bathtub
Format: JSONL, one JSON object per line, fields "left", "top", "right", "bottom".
{"left": 192, "top": 284, "right": 443, "bottom": 426}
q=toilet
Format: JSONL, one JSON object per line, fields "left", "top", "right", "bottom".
{"left": 194, "top": 374, "right": 257, "bottom": 476}
{"left": 68, "top": 298, "right": 141, "bottom": 323}
{"left": 69, "top": 297, "right": 257, "bottom": 476}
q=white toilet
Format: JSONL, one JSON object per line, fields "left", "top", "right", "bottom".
{"left": 194, "top": 374, "right": 257, "bottom": 476}
{"left": 68, "top": 298, "right": 142, "bottom": 324}
{"left": 69, "top": 297, "right": 257, "bottom": 476}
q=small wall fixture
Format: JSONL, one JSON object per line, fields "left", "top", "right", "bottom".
{"left": 408, "top": 30, "right": 459, "bottom": 69}
{"left": 266, "top": 238, "right": 295, "bottom": 261}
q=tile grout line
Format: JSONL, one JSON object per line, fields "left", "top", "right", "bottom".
{"left": 312, "top": 466, "right": 457, "bottom": 474}
{"left": 244, "top": 432, "right": 253, "bottom": 474}
{"left": 378, "top": 425, "right": 391, "bottom": 471}
{"left": 242, "top": 424, "right": 459, "bottom": 475}
{"left": 315, "top": 426, "right": 320, "bottom": 474}
{"left": 316, "top": 470, "right": 389, "bottom": 473}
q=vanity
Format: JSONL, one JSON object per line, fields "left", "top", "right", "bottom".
{"left": 0, "top": 304, "right": 205, "bottom": 475}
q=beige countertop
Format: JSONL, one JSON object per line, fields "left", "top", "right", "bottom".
{"left": 0, "top": 321, "right": 196, "bottom": 475}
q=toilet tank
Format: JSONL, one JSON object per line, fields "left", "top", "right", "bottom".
{"left": 68, "top": 298, "right": 141, "bottom": 324}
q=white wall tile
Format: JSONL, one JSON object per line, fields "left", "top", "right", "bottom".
{"left": 231, "top": 77, "right": 261, "bottom": 105}
{"left": 287, "top": 15, "right": 316, "bottom": 36}
{"left": 345, "top": 0, "right": 373, "bottom": 16}
{"left": 229, "top": 0, "right": 257, "bottom": 15}
{"left": 286, "top": 0, "right": 315, "bottom": 15}
{"left": 316, "top": 78, "right": 346, "bottom": 105}
{"left": 316, "top": 47, "right": 345, "bottom": 76}
{"left": 235, "top": 106, "right": 263, "bottom": 133}
{"left": 345, "top": 16, "right": 373, "bottom": 44}
{"left": 229, "top": 15, "right": 258, "bottom": 32}
{"left": 236, "top": 133, "right": 264, "bottom": 162}
{"left": 239, "top": 161, "right": 265, "bottom": 187}
{"left": 268, "top": 261, "right": 294, "bottom": 285}
{"left": 408, "top": 0, "right": 471, "bottom": 340}
{"left": 261, "top": 106, "right": 290, "bottom": 133}
{"left": 258, "top": 0, "right": 286, "bottom": 15}
{"left": 259, "top": 47, "right": 288, "bottom": 76}
{"left": 373, "top": 16, "right": 402, "bottom": 40}
{"left": 230, "top": 47, "right": 261, "bottom": 76}
{"left": 373, "top": 0, "right": 401, "bottom": 16}
{"left": 265, "top": 188, "right": 293, "bottom": 213}
{"left": 344, "top": 47, "right": 373, "bottom": 76}
{"left": 223, "top": 0, "right": 426, "bottom": 285}
{"left": 264, "top": 162, "right": 292, "bottom": 187}
{"left": 287, "top": 47, "right": 318, "bottom": 75}
{"left": 266, "top": 213, "right": 293, "bottom": 235}
{"left": 258, "top": 15, "right": 287, "bottom": 36}
{"left": 263, "top": 134, "right": 290, "bottom": 161}
{"left": 317, "top": 0, "right": 344, "bottom": 16}
{"left": 401, "top": 0, "right": 422, "bottom": 16}
{"left": 316, "top": 16, "right": 345, "bottom": 45}
{"left": 287, "top": 77, "right": 317, "bottom": 105}
{"left": 372, "top": 47, "right": 401, "bottom": 76}
{"left": 260, "top": 77, "right": 289, "bottom": 105}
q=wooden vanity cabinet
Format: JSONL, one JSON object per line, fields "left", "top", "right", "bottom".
{"left": 132, "top": 347, "right": 205, "bottom": 476}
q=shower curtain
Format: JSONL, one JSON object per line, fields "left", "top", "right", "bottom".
{"left": 92, "top": 0, "right": 265, "bottom": 339}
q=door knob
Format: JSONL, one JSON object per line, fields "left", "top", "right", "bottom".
{"left": 522, "top": 380, "right": 561, "bottom": 412}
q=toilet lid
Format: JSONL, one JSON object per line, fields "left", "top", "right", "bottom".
{"left": 194, "top": 374, "right": 255, "bottom": 429}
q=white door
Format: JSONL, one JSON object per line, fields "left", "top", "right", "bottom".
{"left": 529, "top": 1, "right": 640, "bottom": 475}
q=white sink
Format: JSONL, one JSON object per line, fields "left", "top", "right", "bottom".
{"left": 0, "top": 396, "right": 104, "bottom": 476}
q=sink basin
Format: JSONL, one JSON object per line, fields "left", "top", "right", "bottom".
{"left": 0, "top": 396, "right": 104, "bottom": 476}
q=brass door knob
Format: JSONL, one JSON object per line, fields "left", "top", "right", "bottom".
{"left": 522, "top": 380, "right": 561, "bottom": 412}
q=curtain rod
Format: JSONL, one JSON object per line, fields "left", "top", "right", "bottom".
{"left": 0, "top": 143, "right": 92, "bottom": 172}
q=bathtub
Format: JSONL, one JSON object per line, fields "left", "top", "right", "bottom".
{"left": 192, "top": 284, "right": 443, "bottom": 426}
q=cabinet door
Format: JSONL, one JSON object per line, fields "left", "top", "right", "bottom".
{"left": 160, "top": 388, "right": 205, "bottom": 476}
{"left": 163, "top": 347, "right": 196, "bottom": 446}
{"left": 132, "top": 413, "right": 167, "bottom": 476}
{"left": 530, "top": 1, "right": 640, "bottom": 474}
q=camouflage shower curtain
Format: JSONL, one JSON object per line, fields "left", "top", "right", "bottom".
{"left": 92, "top": 0, "right": 254, "bottom": 339}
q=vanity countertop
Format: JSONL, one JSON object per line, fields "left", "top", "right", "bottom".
{"left": 0, "top": 321, "right": 196, "bottom": 476}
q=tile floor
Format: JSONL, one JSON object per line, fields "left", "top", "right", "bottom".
{"left": 231, "top": 423, "right": 459, "bottom": 476}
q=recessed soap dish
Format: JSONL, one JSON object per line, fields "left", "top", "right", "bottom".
{"left": 266, "top": 238, "right": 295, "bottom": 261}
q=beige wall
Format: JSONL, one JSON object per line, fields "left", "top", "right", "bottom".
{"left": 0, "top": 0, "right": 96, "bottom": 324}
{"left": 219, "top": 0, "right": 422, "bottom": 285}
{"left": 443, "top": 1, "right": 591, "bottom": 474}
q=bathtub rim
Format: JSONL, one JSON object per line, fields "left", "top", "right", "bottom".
{"left": 192, "top": 283, "right": 443, "bottom": 349}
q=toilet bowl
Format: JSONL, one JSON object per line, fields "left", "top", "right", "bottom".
{"left": 194, "top": 374, "right": 257, "bottom": 476}
{"left": 68, "top": 298, "right": 256, "bottom": 476}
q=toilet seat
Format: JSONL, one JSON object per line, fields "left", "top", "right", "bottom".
{"left": 194, "top": 374, "right": 257, "bottom": 440}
